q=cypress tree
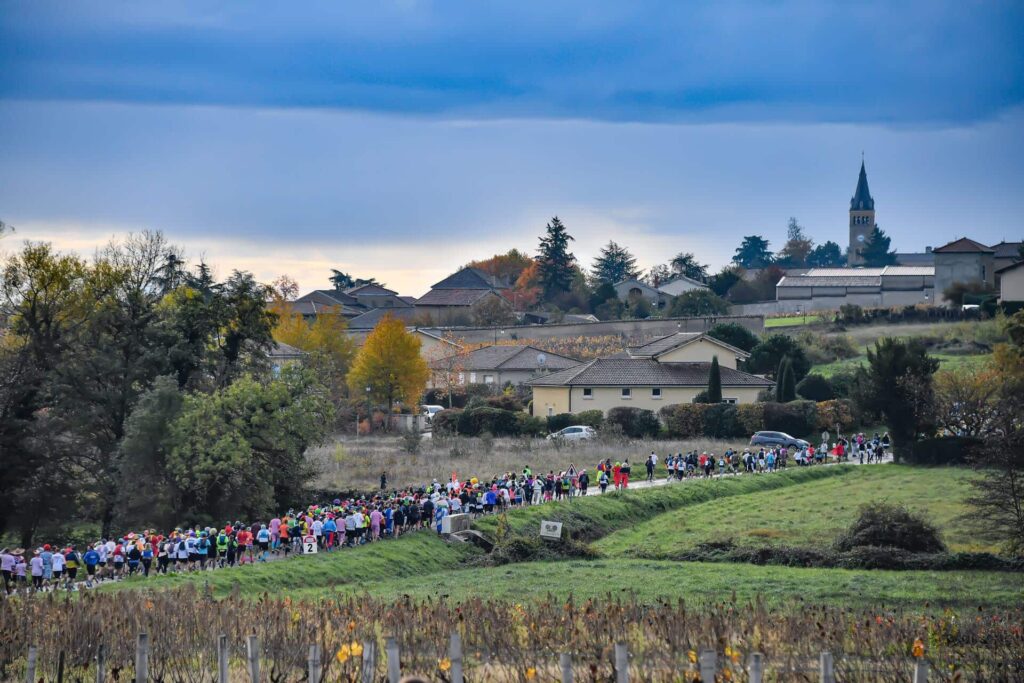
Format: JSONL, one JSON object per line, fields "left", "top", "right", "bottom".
{"left": 707, "top": 355, "right": 723, "bottom": 403}
{"left": 775, "top": 357, "right": 795, "bottom": 402}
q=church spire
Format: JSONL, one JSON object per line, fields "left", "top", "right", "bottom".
{"left": 850, "top": 160, "right": 874, "bottom": 211}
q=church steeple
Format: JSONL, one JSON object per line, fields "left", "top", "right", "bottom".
{"left": 847, "top": 159, "right": 877, "bottom": 265}
{"left": 850, "top": 160, "right": 874, "bottom": 211}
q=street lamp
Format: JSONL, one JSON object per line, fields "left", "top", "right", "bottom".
{"left": 365, "top": 385, "right": 372, "bottom": 435}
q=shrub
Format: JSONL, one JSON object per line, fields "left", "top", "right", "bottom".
{"left": 516, "top": 413, "right": 547, "bottom": 437}
{"left": 736, "top": 403, "right": 764, "bottom": 435}
{"left": 707, "top": 322, "right": 760, "bottom": 352}
{"left": 546, "top": 413, "right": 575, "bottom": 433}
{"left": 702, "top": 403, "right": 743, "bottom": 439}
{"left": 459, "top": 406, "right": 520, "bottom": 437}
{"left": 575, "top": 409, "right": 605, "bottom": 429}
{"left": 747, "top": 334, "right": 812, "bottom": 381}
{"left": 796, "top": 374, "right": 834, "bottom": 401}
{"left": 660, "top": 404, "right": 707, "bottom": 438}
{"left": 691, "top": 390, "right": 711, "bottom": 403}
{"left": 400, "top": 430, "right": 422, "bottom": 454}
{"left": 762, "top": 400, "right": 817, "bottom": 437}
{"left": 834, "top": 502, "right": 946, "bottom": 554}
{"left": 486, "top": 394, "right": 524, "bottom": 412}
{"left": 828, "top": 370, "right": 858, "bottom": 399}
{"left": 815, "top": 399, "right": 856, "bottom": 433}
{"left": 431, "top": 408, "right": 462, "bottom": 434}
{"left": 606, "top": 406, "right": 660, "bottom": 439}
{"left": 907, "top": 436, "right": 983, "bottom": 465}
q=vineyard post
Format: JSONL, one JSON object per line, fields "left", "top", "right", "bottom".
{"left": 57, "top": 650, "right": 65, "bottom": 683}
{"left": 748, "top": 652, "right": 764, "bottom": 683}
{"left": 25, "top": 646, "right": 37, "bottom": 683}
{"left": 135, "top": 633, "right": 150, "bottom": 683}
{"left": 560, "top": 652, "right": 573, "bottom": 683}
{"left": 614, "top": 642, "right": 628, "bottom": 683}
{"left": 247, "top": 635, "right": 261, "bottom": 683}
{"left": 448, "top": 632, "right": 463, "bottom": 683}
{"left": 819, "top": 651, "right": 834, "bottom": 683}
{"left": 699, "top": 649, "right": 716, "bottom": 683}
{"left": 95, "top": 644, "right": 106, "bottom": 683}
{"left": 218, "top": 635, "right": 229, "bottom": 683}
{"left": 913, "top": 660, "right": 929, "bottom": 683}
{"left": 360, "top": 639, "right": 377, "bottom": 683}
{"left": 385, "top": 636, "right": 400, "bottom": 683}
{"left": 307, "top": 644, "right": 321, "bottom": 683}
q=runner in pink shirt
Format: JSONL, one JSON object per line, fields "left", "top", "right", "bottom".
{"left": 370, "top": 508, "right": 383, "bottom": 541}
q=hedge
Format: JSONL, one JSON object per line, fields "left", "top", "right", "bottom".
{"left": 661, "top": 399, "right": 856, "bottom": 439}
{"left": 907, "top": 436, "right": 983, "bottom": 465}
{"left": 575, "top": 409, "right": 605, "bottom": 429}
{"left": 605, "top": 406, "right": 660, "bottom": 438}
{"left": 546, "top": 413, "right": 576, "bottom": 433}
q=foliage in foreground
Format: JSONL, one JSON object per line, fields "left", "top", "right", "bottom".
{"left": 3, "top": 587, "right": 1021, "bottom": 683}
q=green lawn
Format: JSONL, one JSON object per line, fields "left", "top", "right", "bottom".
{"left": 309, "top": 558, "right": 1023, "bottom": 608}
{"left": 595, "top": 465, "right": 991, "bottom": 557}
{"left": 811, "top": 352, "right": 992, "bottom": 377}
{"left": 765, "top": 315, "right": 828, "bottom": 328}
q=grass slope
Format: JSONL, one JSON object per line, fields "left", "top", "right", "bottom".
{"left": 473, "top": 466, "right": 853, "bottom": 541}
{"left": 309, "top": 559, "right": 1024, "bottom": 608}
{"left": 812, "top": 352, "right": 992, "bottom": 377}
{"left": 106, "top": 531, "right": 479, "bottom": 597}
{"left": 595, "top": 465, "right": 990, "bottom": 558}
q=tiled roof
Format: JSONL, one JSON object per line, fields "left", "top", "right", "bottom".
{"left": 991, "top": 241, "right": 1022, "bottom": 258}
{"left": 347, "top": 307, "right": 422, "bottom": 330}
{"left": 657, "top": 275, "right": 708, "bottom": 295}
{"left": 805, "top": 268, "right": 886, "bottom": 276}
{"left": 290, "top": 301, "right": 364, "bottom": 317}
{"left": 295, "top": 289, "right": 358, "bottom": 306}
{"left": 882, "top": 266, "right": 934, "bottom": 276}
{"left": 431, "top": 267, "right": 510, "bottom": 290}
{"left": 626, "top": 332, "right": 751, "bottom": 360}
{"left": 416, "top": 288, "right": 496, "bottom": 306}
{"left": 996, "top": 260, "right": 1024, "bottom": 274}
{"left": 932, "top": 238, "right": 994, "bottom": 254}
{"left": 778, "top": 275, "right": 880, "bottom": 287}
{"left": 269, "top": 341, "right": 306, "bottom": 358}
{"left": 432, "top": 345, "right": 580, "bottom": 371}
{"left": 894, "top": 252, "right": 935, "bottom": 266}
{"left": 345, "top": 283, "right": 398, "bottom": 296}
{"left": 529, "top": 359, "right": 773, "bottom": 387}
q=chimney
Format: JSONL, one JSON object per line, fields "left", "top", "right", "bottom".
{"left": 925, "top": 246, "right": 932, "bottom": 253}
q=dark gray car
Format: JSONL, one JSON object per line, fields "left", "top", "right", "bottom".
{"left": 749, "top": 431, "right": 809, "bottom": 449}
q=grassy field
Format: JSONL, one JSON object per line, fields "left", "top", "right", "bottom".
{"left": 812, "top": 351, "right": 992, "bottom": 377}
{"left": 104, "top": 464, "right": 1024, "bottom": 610}
{"left": 765, "top": 315, "right": 829, "bottom": 328}
{"left": 308, "top": 558, "right": 1023, "bottom": 608}
{"left": 595, "top": 465, "right": 991, "bottom": 557}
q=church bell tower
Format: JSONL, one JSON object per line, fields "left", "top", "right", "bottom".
{"left": 848, "top": 160, "right": 875, "bottom": 266}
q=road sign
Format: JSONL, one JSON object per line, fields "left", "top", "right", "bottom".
{"left": 540, "top": 520, "right": 563, "bottom": 540}
{"left": 302, "top": 535, "right": 318, "bottom": 554}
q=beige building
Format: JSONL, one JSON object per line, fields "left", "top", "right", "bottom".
{"left": 933, "top": 237, "right": 996, "bottom": 305}
{"left": 528, "top": 333, "right": 772, "bottom": 417}
{"left": 430, "top": 344, "right": 580, "bottom": 388}
{"left": 997, "top": 261, "right": 1024, "bottom": 304}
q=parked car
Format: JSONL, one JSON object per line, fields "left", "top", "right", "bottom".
{"left": 749, "top": 431, "right": 809, "bottom": 449}
{"left": 546, "top": 425, "right": 596, "bottom": 441}
{"left": 421, "top": 405, "right": 445, "bottom": 421}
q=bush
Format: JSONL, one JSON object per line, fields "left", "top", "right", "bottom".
{"left": 546, "top": 413, "right": 575, "bottom": 433}
{"left": 702, "top": 403, "right": 743, "bottom": 438}
{"left": 486, "top": 394, "right": 524, "bottom": 412}
{"left": 796, "top": 373, "right": 834, "bottom": 401}
{"left": 516, "top": 413, "right": 547, "bottom": 437}
{"left": 459, "top": 406, "right": 520, "bottom": 437}
{"left": 736, "top": 403, "right": 764, "bottom": 435}
{"left": 431, "top": 408, "right": 462, "bottom": 434}
{"left": 400, "top": 430, "right": 422, "bottom": 454}
{"left": 691, "top": 390, "right": 711, "bottom": 403}
{"left": 815, "top": 399, "right": 856, "bottom": 433}
{"left": 746, "top": 335, "right": 812, "bottom": 381}
{"left": 575, "top": 409, "right": 605, "bottom": 429}
{"left": 828, "top": 370, "right": 858, "bottom": 399}
{"left": 834, "top": 502, "right": 946, "bottom": 554}
{"left": 762, "top": 400, "right": 817, "bottom": 437}
{"left": 660, "top": 404, "right": 707, "bottom": 438}
{"left": 605, "top": 406, "right": 660, "bottom": 439}
{"left": 707, "top": 322, "right": 760, "bottom": 352}
{"left": 907, "top": 436, "right": 983, "bottom": 465}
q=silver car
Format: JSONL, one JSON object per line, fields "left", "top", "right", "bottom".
{"left": 546, "top": 425, "right": 596, "bottom": 441}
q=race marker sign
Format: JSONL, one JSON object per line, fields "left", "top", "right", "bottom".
{"left": 302, "top": 535, "right": 317, "bottom": 554}
{"left": 540, "top": 520, "right": 563, "bottom": 540}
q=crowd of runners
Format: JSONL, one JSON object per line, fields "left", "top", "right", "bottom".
{"left": 0, "top": 432, "right": 887, "bottom": 595}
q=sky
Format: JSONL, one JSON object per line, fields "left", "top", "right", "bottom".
{"left": 1, "top": 1, "right": 1023, "bottom": 296}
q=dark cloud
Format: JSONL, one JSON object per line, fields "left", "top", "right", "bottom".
{"left": 2, "top": 1, "right": 1022, "bottom": 124}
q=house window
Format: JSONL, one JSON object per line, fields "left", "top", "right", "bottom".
{"left": 651, "top": 388, "right": 662, "bottom": 399}
{"left": 547, "top": 406, "right": 554, "bottom": 417}
{"left": 722, "top": 397, "right": 738, "bottom": 405}
{"left": 583, "top": 388, "right": 593, "bottom": 399}
{"left": 458, "top": 373, "right": 465, "bottom": 385}
{"left": 483, "top": 374, "right": 494, "bottom": 384}
{"left": 469, "top": 372, "right": 477, "bottom": 383}
{"left": 621, "top": 388, "right": 631, "bottom": 399}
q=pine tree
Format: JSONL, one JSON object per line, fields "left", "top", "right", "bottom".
{"left": 590, "top": 240, "right": 640, "bottom": 284}
{"left": 858, "top": 226, "right": 898, "bottom": 267}
{"left": 537, "top": 216, "right": 577, "bottom": 297}
{"left": 707, "top": 355, "right": 723, "bottom": 403}
{"left": 775, "top": 357, "right": 796, "bottom": 402}
{"left": 733, "top": 235, "right": 774, "bottom": 269}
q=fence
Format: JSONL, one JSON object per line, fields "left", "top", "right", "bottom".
{"left": 19, "top": 634, "right": 937, "bottom": 683}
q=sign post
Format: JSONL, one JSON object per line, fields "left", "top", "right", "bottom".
{"left": 540, "top": 520, "right": 563, "bottom": 541}
{"left": 302, "top": 535, "right": 318, "bottom": 554}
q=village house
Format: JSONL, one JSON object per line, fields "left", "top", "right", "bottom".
{"left": 528, "top": 332, "right": 772, "bottom": 416}
{"left": 430, "top": 344, "right": 580, "bottom": 388}
{"left": 414, "top": 267, "right": 513, "bottom": 325}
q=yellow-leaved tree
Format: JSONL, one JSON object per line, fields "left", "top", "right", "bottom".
{"left": 270, "top": 299, "right": 356, "bottom": 403}
{"left": 347, "top": 313, "right": 430, "bottom": 413}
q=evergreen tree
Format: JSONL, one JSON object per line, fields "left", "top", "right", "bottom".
{"left": 707, "top": 355, "right": 723, "bottom": 403}
{"left": 733, "top": 235, "right": 774, "bottom": 269}
{"left": 590, "top": 240, "right": 640, "bottom": 284}
{"left": 807, "top": 241, "right": 845, "bottom": 267}
{"left": 669, "top": 252, "right": 709, "bottom": 281}
{"left": 536, "top": 216, "right": 577, "bottom": 298}
{"left": 858, "top": 226, "right": 898, "bottom": 266}
{"left": 776, "top": 218, "right": 814, "bottom": 267}
{"left": 780, "top": 359, "right": 797, "bottom": 402}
